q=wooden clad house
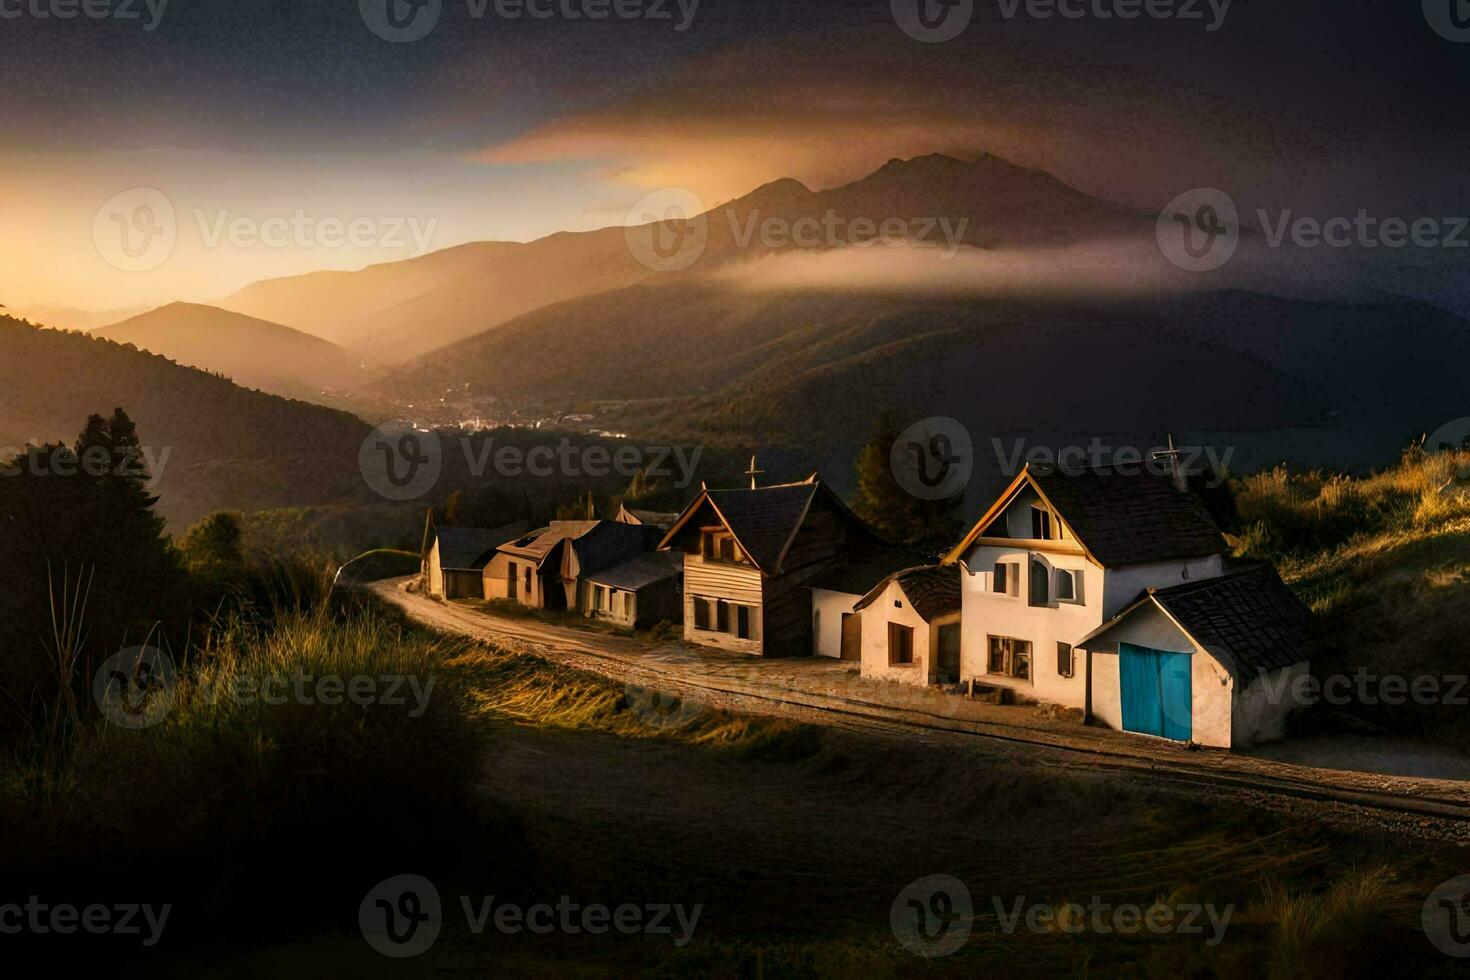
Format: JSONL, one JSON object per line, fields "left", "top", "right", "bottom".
{"left": 482, "top": 519, "right": 648, "bottom": 613}
{"left": 581, "top": 551, "right": 683, "bottom": 628}
{"left": 658, "top": 474, "right": 883, "bottom": 657}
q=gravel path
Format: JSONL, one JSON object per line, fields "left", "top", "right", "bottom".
{"left": 372, "top": 578, "right": 1470, "bottom": 842}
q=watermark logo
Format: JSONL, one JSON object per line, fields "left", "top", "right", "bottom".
{"left": 891, "top": 417, "right": 973, "bottom": 500}
{"left": 623, "top": 682, "right": 706, "bottom": 731}
{"left": 727, "top": 209, "right": 970, "bottom": 258}
{"left": 625, "top": 187, "right": 708, "bottom": 272}
{"left": 1425, "top": 0, "right": 1470, "bottom": 43}
{"left": 1157, "top": 188, "right": 1238, "bottom": 272}
{"left": 1423, "top": 875, "right": 1470, "bottom": 957}
{"left": 0, "top": 0, "right": 169, "bottom": 30}
{"left": 0, "top": 899, "right": 171, "bottom": 947}
{"left": 360, "top": 423, "right": 443, "bottom": 501}
{"left": 94, "top": 187, "right": 176, "bottom": 273}
{"left": 891, "top": 0, "right": 973, "bottom": 42}
{"left": 991, "top": 437, "right": 1233, "bottom": 487}
{"left": 360, "top": 0, "right": 443, "bottom": 42}
{"left": 360, "top": 874, "right": 443, "bottom": 958}
{"left": 891, "top": 874, "right": 973, "bottom": 957}
{"left": 93, "top": 645, "right": 177, "bottom": 730}
{"left": 1425, "top": 417, "right": 1470, "bottom": 484}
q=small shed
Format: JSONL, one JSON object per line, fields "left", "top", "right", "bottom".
{"left": 852, "top": 565, "right": 963, "bottom": 686}
{"left": 1078, "top": 564, "right": 1314, "bottom": 748}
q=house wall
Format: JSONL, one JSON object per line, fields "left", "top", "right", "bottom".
{"left": 1232, "top": 661, "right": 1309, "bottom": 747}
{"left": 957, "top": 543, "right": 1101, "bottom": 708}
{"left": 811, "top": 589, "right": 860, "bottom": 658}
{"left": 1101, "top": 555, "right": 1226, "bottom": 617}
{"left": 682, "top": 553, "right": 763, "bottom": 654}
{"left": 443, "top": 570, "right": 484, "bottom": 600}
{"left": 859, "top": 580, "right": 932, "bottom": 686}
{"left": 482, "top": 552, "right": 546, "bottom": 608}
{"left": 1084, "top": 603, "right": 1235, "bottom": 749}
{"left": 426, "top": 541, "right": 445, "bottom": 599}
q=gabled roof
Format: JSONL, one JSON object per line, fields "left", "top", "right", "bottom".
{"left": 944, "top": 464, "right": 1226, "bottom": 568}
{"left": 432, "top": 521, "right": 531, "bottom": 571}
{"left": 853, "top": 564, "right": 962, "bottom": 621}
{"left": 584, "top": 551, "right": 682, "bottom": 591}
{"left": 497, "top": 520, "right": 599, "bottom": 567}
{"left": 658, "top": 475, "right": 874, "bottom": 574}
{"left": 1078, "top": 564, "right": 1314, "bottom": 679}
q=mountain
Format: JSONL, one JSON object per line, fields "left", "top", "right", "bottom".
{"left": 93, "top": 302, "right": 362, "bottom": 401}
{"left": 213, "top": 154, "right": 1147, "bottom": 365}
{"left": 17, "top": 302, "right": 151, "bottom": 333}
{"left": 0, "top": 315, "right": 370, "bottom": 528}
{"left": 216, "top": 240, "right": 524, "bottom": 351}
{"left": 383, "top": 277, "right": 1470, "bottom": 500}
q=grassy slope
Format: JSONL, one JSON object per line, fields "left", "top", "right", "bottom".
{"left": 1230, "top": 446, "right": 1470, "bottom": 740}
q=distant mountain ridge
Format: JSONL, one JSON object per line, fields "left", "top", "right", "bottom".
{"left": 93, "top": 302, "right": 362, "bottom": 402}
{"left": 214, "top": 154, "right": 1147, "bottom": 364}
{"left": 0, "top": 315, "right": 369, "bottom": 528}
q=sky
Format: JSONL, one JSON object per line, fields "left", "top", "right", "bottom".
{"left": 1, "top": 0, "right": 1466, "bottom": 312}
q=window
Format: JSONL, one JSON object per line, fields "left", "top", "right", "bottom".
{"left": 987, "top": 636, "right": 1032, "bottom": 680}
{"left": 992, "top": 561, "right": 1018, "bottom": 595}
{"left": 716, "top": 600, "right": 730, "bottom": 632}
{"left": 1031, "top": 506, "right": 1052, "bottom": 540}
{"left": 700, "top": 528, "right": 748, "bottom": 565}
{"left": 1029, "top": 558, "right": 1050, "bottom": 606}
{"left": 594, "top": 585, "right": 608, "bottom": 610}
{"left": 889, "top": 623, "right": 915, "bottom": 665}
{"left": 737, "top": 605, "right": 752, "bottom": 640}
{"left": 693, "top": 597, "right": 711, "bottom": 630}
{"left": 1055, "top": 569, "right": 1078, "bottom": 602}
{"left": 1057, "top": 642, "right": 1074, "bottom": 678}
{"left": 524, "top": 567, "right": 532, "bottom": 592}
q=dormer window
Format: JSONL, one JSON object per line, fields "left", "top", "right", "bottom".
{"left": 700, "top": 527, "right": 749, "bottom": 565}
{"left": 1030, "top": 505, "right": 1054, "bottom": 540}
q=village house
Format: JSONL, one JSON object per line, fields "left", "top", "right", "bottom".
{"left": 613, "top": 504, "right": 680, "bottom": 531}
{"left": 659, "top": 474, "right": 885, "bottom": 657}
{"left": 421, "top": 519, "right": 530, "bottom": 600}
{"left": 1078, "top": 564, "right": 1312, "bottom": 747}
{"left": 580, "top": 551, "right": 683, "bottom": 628}
{"left": 482, "top": 519, "right": 652, "bottom": 617}
{"left": 941, "top": 463, "right": 1231, "bottom": 714}
{"left": 851, "top": 565, "right": 963, "bottom": 685}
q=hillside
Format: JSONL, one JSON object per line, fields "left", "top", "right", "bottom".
{"left": 213, "top": 154, "right": 1146, "bottom": 364}
{"left": 93, "top": 302, "right": 363, "bottom": 401}
{"left": 0, "top": 316, "right": 370, "bottom": 528}
{"left": 384, "top": 276, "right": 1470, "bottom": 500}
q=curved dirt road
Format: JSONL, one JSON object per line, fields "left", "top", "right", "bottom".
{"left": 371, "top": 578, "right": 1470, "bottom": 841}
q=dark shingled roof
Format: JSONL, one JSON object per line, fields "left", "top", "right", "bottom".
{"left": 702, "top": 482, "right": 819, "bottom": 570}
{"left": 434, "top": 521, "right": 530, "bottom": 571}
{"left": 855, "top": 564, "right": 962, "bottom": 621}
{"left": 584, "top": 551, "right": 682, "bottom": 591}
{"left": 810, "top": 546, "right": 930, "bottom": 597}
{"left": 1148, "top": 565, "right": 1313, "bottom": 677}
{"left": 1029, "top": 465, "right": 1226, "bottom": 566}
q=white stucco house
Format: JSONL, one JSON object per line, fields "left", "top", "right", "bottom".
{"left": 942, "top": 464, "right": 1230, "bottom": 711}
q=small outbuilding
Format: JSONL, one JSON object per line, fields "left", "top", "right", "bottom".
{"left": 1077, "top": 564, "right": 1314, "bottom": 748}
{"left": 852, "top": 565, "right": 963, "bottom": 687}
{"left": 581, "top": 551, "right": 683, "bottom": 629}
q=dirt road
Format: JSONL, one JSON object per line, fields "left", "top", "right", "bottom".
{"left": 371, "top": 578, "right": 1470, "bottom": 841}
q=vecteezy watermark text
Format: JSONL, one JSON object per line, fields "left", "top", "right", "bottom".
{"left": 0, "top": 898, "right": 171, "bottom": 947}
{"left": 359, "top": 0, "right": 700, "bottom": 43}
{"left": 359, "top": 423, "right": 703, "bottom": 501}
{"left": 992, "top": 437, "right": 1233, "bottom": 487}
{"left": 1257, "top": 669, "right": 1469, "bottom": 709}
{"left": 359, "top": 875, "right": 702, "bottom": 959}
{"left": 891, "top": 0, "right": 1230, "bottom": 43}
{"left": 0, "top": 443, "right": 170, "bottom": 487}
{"left": 0, "top": 0, "right": 168, "bottom": 30}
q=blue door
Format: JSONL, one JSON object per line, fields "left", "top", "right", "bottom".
{"left": 1119, "top": 643, "right": 1192, "bottom": 741}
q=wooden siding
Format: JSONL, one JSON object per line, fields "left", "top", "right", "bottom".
{"left": 684, "top": 554, "right": 762, "bottom": 603}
